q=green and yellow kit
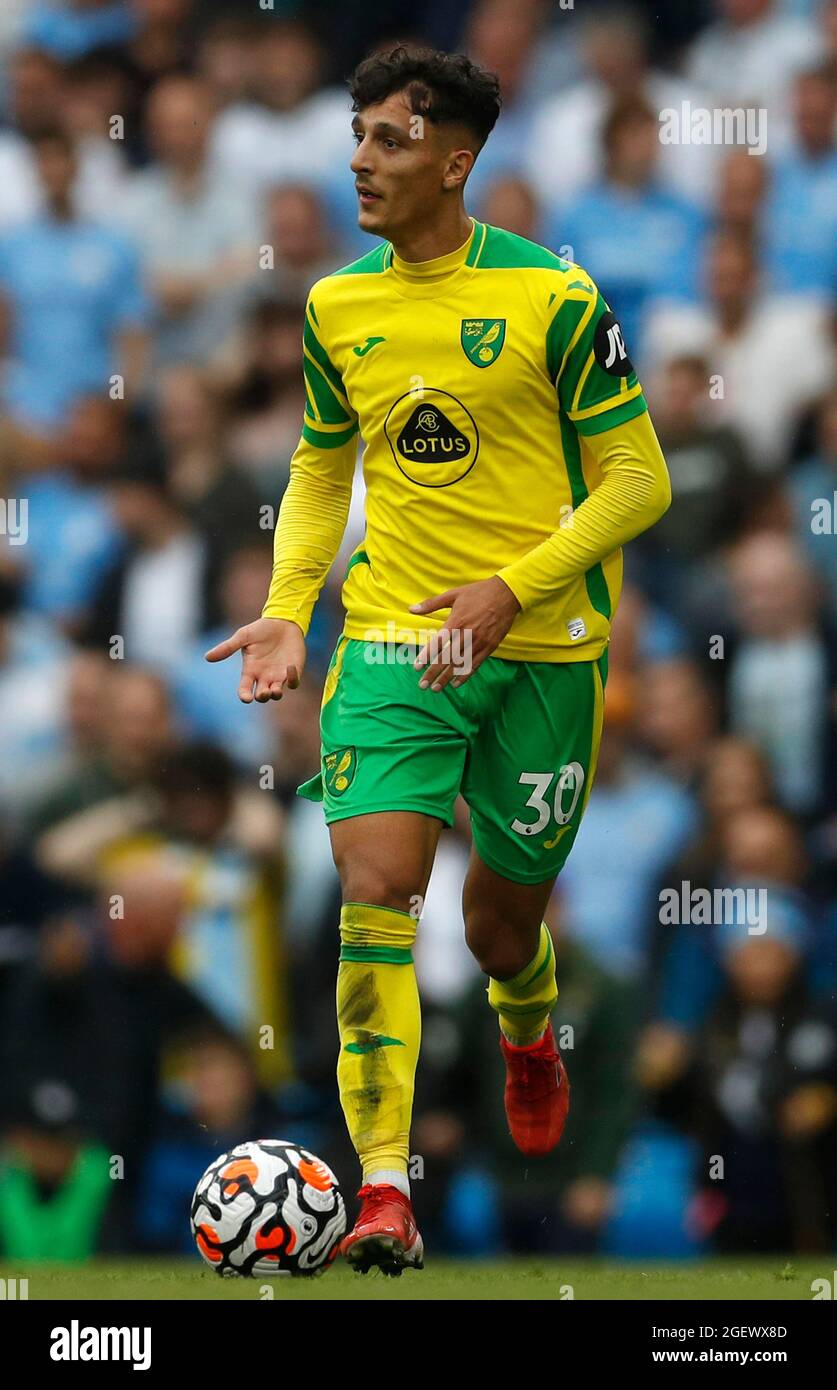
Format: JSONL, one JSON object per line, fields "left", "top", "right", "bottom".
{"left": 264, "top": 219, "right": 670, "bottom": 881}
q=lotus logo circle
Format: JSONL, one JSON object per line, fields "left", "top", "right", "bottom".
{"left": 384, "top": 387, "right": 479, "bottom": 488}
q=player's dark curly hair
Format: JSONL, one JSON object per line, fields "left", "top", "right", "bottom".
{"left": 348, "top": 45, "right": 501, "bottom": 150}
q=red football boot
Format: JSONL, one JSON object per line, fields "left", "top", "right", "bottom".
{"left": 500, "top": 1022, "right": 570, "bottom": 1156}
{"left": 340, "top": 1184, "right": 424, "bottom": 1276}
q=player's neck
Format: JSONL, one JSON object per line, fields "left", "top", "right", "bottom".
{"left": 389, "top": 206, "right": 474, "bottom": 265}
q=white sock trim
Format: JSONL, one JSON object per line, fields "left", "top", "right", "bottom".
{"left": 365, "top": 1168, "right": 410, "bottom": 1197}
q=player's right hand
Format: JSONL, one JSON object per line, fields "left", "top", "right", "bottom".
{"left": 204, "top": 617, "right": 306, "bottom": 704}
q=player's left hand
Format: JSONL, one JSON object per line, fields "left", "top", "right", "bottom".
{"left": 410, "top": 575, "right": 521, "bottom": 691}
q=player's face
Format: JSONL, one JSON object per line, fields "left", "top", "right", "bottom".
{"left": 350, "top": 92, "right": 467, "bottom": 242}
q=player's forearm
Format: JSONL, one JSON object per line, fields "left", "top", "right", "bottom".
{"left": 497, "top": 411, "right": 671, "bottom": 609}
{"left": 261, "top": 433, "right": 355, "bottom": 632}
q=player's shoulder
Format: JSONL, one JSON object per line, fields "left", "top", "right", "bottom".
{"left": 473, "top": 223, "right": 592, "bottom": 285}
{"left": 473, "top": 222, "right": 571, "bottom": 273}
{"left": 308, "top": 243, "right": 392, "bottom": 302}
{"left": 304, "top": 244, "right": 392, "bottom": 341}
{"left": 473, "top": 223, "right": 600, "bottom": 308}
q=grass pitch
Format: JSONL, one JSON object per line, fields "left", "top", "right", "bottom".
{"left": 2, "top": 1256, "right": 824, "bottom": 1301}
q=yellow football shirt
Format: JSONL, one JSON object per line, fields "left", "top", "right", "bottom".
{"left": 263, "top": 218, "right": 666, "bottom": 661}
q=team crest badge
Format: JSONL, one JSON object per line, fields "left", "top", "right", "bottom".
{"left": 324, "top": 747, "right": 356, "bottom": 796}
{"left": 460, "top": 318, "right": 506, "bottom": 367}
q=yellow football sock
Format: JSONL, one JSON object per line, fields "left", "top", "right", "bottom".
{"left": 487, "top": 923, "right": 558, "bottom": 1046}
{"left": 336, "top": 902, "right": 420, "bottom": 1184}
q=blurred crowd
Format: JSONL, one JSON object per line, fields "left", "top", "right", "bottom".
{"left": 0, "top": 0, "right": 835, "bottom": 1263}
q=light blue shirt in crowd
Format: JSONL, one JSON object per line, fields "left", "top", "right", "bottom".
{"left": 173, "top": 627, "right": 275, "bottom": 774}
{"left": 766, "top": 149, "right": 837, "bottom": 296}
{"left": 549, "top": 181, "right": 707, "bottom": 351}
{"left": 0, "top": 215, "right": 149, "bottom": 430}
{"left": 23, "top": 2, "right": 137, "bottom": 60}
{"left": 18, "top": 472, "right": 123, "bottom": 621}
{"left": 558, "top": 762, "right": 699, "bottom": 980}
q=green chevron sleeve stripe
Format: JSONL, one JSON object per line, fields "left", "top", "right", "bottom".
{"left": 301, "top": 417, "right": 359, "bottom": 448}
{"left": 553, "top": 285, "right": 644, "bottom": 427}
{"left": 300, "top": 302, "right": 358, "bottom": 447}
{"left": 559, "top": 302, "right": 605, "bottom": 404}
{"left": 303, "top": 350, "right": 354, "bottom": 425}
{"left": 545, "top": 291, "right": 595, "bottom": 385}
{"left": 303, "top": 310, "right": 345, "bottom": 395}
{"left": 572, "top": 391, "right": 648, "bottom": 436}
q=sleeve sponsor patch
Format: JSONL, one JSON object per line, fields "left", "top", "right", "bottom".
{"left": 593, "top": 310, "right": 633, "bottom": 378}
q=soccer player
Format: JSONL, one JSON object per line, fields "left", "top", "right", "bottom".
{"left": 207, "top": 46, "right": 671, "bottom": 1274}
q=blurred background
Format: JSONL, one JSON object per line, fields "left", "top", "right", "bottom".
{"left": 0, "top": 0, "right": 835, "bottom": 1265}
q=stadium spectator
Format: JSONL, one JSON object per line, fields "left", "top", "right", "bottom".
{"left": 643, "top": 229, "right": 835, "bottom": 472}
{"left": 693, "top": 906, "right": 836, "bottom": 1253}
{"left": 552, "top": 93, "right": 706, "bottom": 350}
{"left": 635, "top": 354, "right": 760, "bottom": 614}
{"left": 122, "top": 0, "right": 197, "bottom": 114}
{"left": 554, "top": 671, "right": 700, "bottom": 982}
{"left": 83, "top": 449, "right": 209, "bottom": 671}
{"left": 725, "top": 532, "right": 837, "bottom": 818}
{"left": 135, "top": 1026, "right": 287, "bottom": 1253}
{"left": 716, "top": 146, "right": 769, "bottom": 242}
{"left": 0, "top": 47, "right": 124, "bottom": 227}
{"left": 174, "top": 542, "right": 277, "bottom": 772}
{"left": 35, "top": 741, "right": 290, "bottom": 1083}
{"left": 526, "top": 4, "right": 717, "bottom": 209}
{"left": 149, "top": 364, "right": 264, "bottom": 587}
{"left": 651, "top": 801, "right": 814, "bottom": 1037}
{"left": 28, "top": 664, "right": 174, "bottom": 835}
{"left": 119, "top": 74, "right": 258, "bottom": 367}
{"left": 223, "top": 297, "right": 309, "bottom": 483}
{"left": 766, "top": 65, "right": 837, "bottom": 295}
{"left": 211, "top": 19, "right": 351, "bottom": 191}
{"left": 0, "top": 571, "right": 75, "bottom": 823}
{"left": 258, "top": 183, "right": 342, "bottom": 303}
{"left": 0, "top": 864, "right": 214, "bottom": 1257}
{"left": 10, "top": 396, "right": 126, "bottom": 633}
{"left": 477, "top": 174, "right": 540, "bottom": 241}
{"left": 195, "top": 16, "right": 258, "bottom": 112}
{"left": 62, "top": 54, "right": 133, "bottom": 217}
{"left": 643, "top": 740, "right": 779, "bottom": 1023}
{"left": 0, "top": 128, "right": 149, "bottom": 437}
{"left": 457, "top": 0, "right": 546, "bottom": 210}
{"left": 0, "top": 813, "right": 80, "bottom": 973}
{"left": 635, "top": 658, "right": 720, "bottom": 785}
{"left": 685, "top": 0, "right": 820, "bottom": 121}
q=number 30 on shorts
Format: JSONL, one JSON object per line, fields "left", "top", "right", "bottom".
{"left": 511, "top": 764, "right": 585, "bottom": 840}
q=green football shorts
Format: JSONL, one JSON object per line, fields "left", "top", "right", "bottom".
{"left": 298, "top": 636, "right": 607, "bottom": 885}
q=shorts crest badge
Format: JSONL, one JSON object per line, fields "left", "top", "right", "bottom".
{"left": 324, "top": 746, "right": 357, "bottom": 796}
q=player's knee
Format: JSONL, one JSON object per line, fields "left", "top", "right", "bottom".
{"left": 336, "top": 860, "right": 417, "bottom": 916}
{"left": 464, "top": 902, "right": 542, "bottom": 979}
{"left": 464, "top": 904, "right": 508, "bottom": 976}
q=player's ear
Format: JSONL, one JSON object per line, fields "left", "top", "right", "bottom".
{"left": 442, "top": 147, "right": 475, "bottom": 193}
